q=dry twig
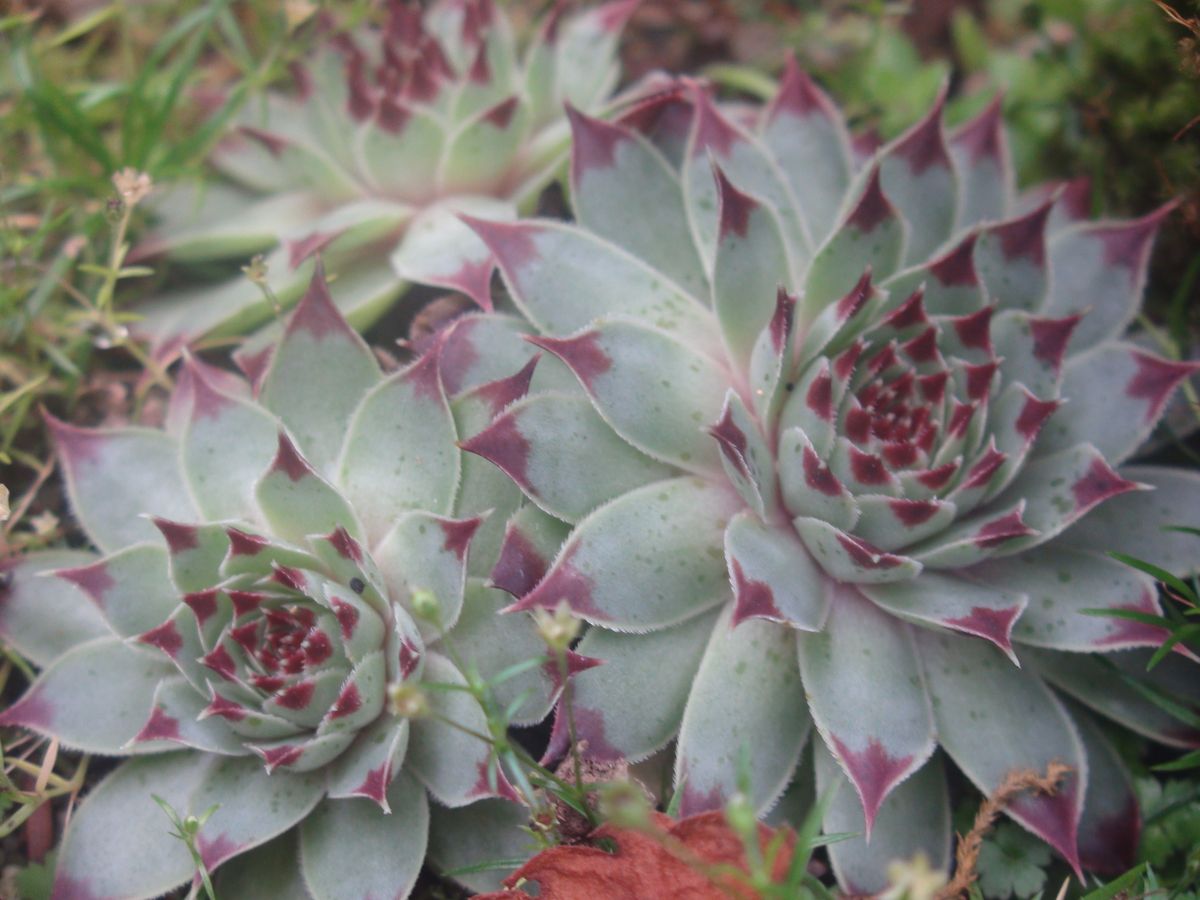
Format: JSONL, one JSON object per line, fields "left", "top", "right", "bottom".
{"left": 935, "top": 761, "right": 1072, "bottom": 900}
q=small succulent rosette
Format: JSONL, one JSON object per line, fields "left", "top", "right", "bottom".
{"left": 451, "top": 65, "right": 1200, "bottom": 890}
{"left": 132, "top": 0, "right": 637, "bottom": 353}
{"left": 0, "top": 267, "right": 569, "bottom": 899}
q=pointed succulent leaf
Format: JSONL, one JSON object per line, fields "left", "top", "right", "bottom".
{"left": 1045, "top": 204, "right": 1174, "bottom": 352}
{"left": 180, "top": 358, "right": 278, "bottom": 522}
{"left": 883, "top": 233, "right": 986, "bottom": 318}
{"left": 530, "top": 319, "right": 730, "bottom": 474}
{"left": 439, "top": 312, "right": 575, "bottom": 398}
{"left": 450, "top": 370, "right": 531, "bottom": 575}
{"left": 1037, "top": 342, "right": 1199, "bottom": 464}
{"left": 862, "top": 572, "right": 1028, "bottom": 660}
{"left": 760, "top": 55, "right": 854, "bottom": 245}
{"left": 338, "top": 347, "right": 460, "bottom": 542}
{"left": 256, "top": 432, "right": 363, "bottom": 545}
{"left": 777, "top": 427, "right": 860, "bottom": 533}
{"left": 391, "top": 198, "right": 514, "bottom": 310}
{"left": 949, "top": 95, "right": 1012, "bottom": 229}
{"left": 464, "top": 217, "right": 715, "bottom": 343}
{"left": 1061, "top": 464, "right": 1200, "bottom": 576}
{"left": 508, "top": 477, "right": 739, "bottom": 630}
{"left": 816, "top": 743, "right": 951, "bottom": 895}
{"left": 408, "top": 652, "right": 506, "bottom": 807}
{"left": 153, "top": 518, "right": 232, "bottom": 594}
{"left": 973, "top": 546, "right": 1170, "bottom": 653}
{"left": 917, "top": 629, "right": 1086, "bottom": 874}
{"left": 793, "top": 516, "right": 922, "bottom": 584}
{"left": 325, "top": 716, "right": 409, "bottom": 810}
{"left": 852, "top": 494, "right": 958, "bottom": 552}
{"left": 989, "top": 309, "right": 1080, "bottom": 399}
{"left": 55, "top": 544, "right": 177, "bottom": 639}
{"left": 134, "top": 678, "right": 247, "bottom": 755}
{"left": 1070, "top": 704, "right": 1140, "bottom": 875}
{"left": 725, "top": 510, "right": 830, "bottom": 630}
{"left": 748, "top": 288, "right": 798, "bottom": 421}
{"left": 973, "top": 201, "right": 1051, "bottom": 313}
{"left": 568, "top": 106, "right": 707, "bottom": 299}
{"left": 907, "top": 499, "right": 1036, "bottom": 569}
{"left": 259, "top": 264, "right": 381, "bottom": 473}
{"left": 0, "top": 551, "right": 107, "bottom": 667}
{"left": 803, "top": 168, "right": 904, "bottom": 316}
{"left": 462, "top": 392, "right": 673, "bottom": 524}
{"left": 51, "top": 753, "right": 208, "bottom": 899}
{"left": 0, "top": 637, "right": 173, "bottom": 754}
{"left": 546, "top": 610, "right": 721, "bottom": 765}
{"left": 799, "top": 586, "right": 935, "bottom": 834}
{"left": 681, "top": 88, "right": 809, "bottom": 268}
{"left": 488, "top": 503, "right": 571, "bottom": 599}
{"left": 45, "top": 415, "right": 196, "bottom": 553}
{"left": 710, "top": 164, "right": 793, "bottom": 367}
{"left": 675, "top": 607, "right": 810, "bottom": 816}
{"left": 709, "top": 391, "right": 778, "bottom": 518}
{"left": 990, "top": 443, "right": 1146, "bottom": 555}
{"left": 878, "top": 89, "right": 956, "bottom": 264}
{"left": 374, "top": 509, "right": 484, "bottom": 633}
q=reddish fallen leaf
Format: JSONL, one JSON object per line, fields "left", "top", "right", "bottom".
{"left": 475, "top": 811, "right": 796, "bottom": 900}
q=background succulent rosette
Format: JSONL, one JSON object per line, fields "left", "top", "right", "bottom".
{"left": 450, "top": 63, "right": 1200, "bottom": 890}
{"left": 0, "top": 267, "right": 575, "bottom": 899}
{"left": 131, "top": 0, "right": 637, "bottom": 354}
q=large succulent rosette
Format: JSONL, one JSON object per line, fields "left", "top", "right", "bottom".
{"left": 453, "top": 66, "right": 1200, "bottom": 889}
{"left": 0, "top": 268, "right": 567, "bottom": 899}
{"left": 132, "top": 0, "right": 636, "bottom": 353}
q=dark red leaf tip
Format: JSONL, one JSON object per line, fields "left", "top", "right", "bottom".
{"left": 567, "top": 104, "right": 628, "bottom": 176}
{"left": 729, "top": 558, "right": 784, "bottom": 627}
{"left": 1096, "top": 201, "right": 1178, "bottom": 270}
{"left": 890, "top": 87, "right": 949, "bottom": 175}
{"left": 526, "top": 331, "right": 613, "bottom": 388}
{"left": 930, "top": 233, "right": 980, "bottom": 287}
{"left": 1126, "top": 351, "right": 1200, "bottom": 423}
{"left": 183, "top": 590, "right": 220, "bottom": 625}
{"left": 992, "top": 199, "right": 1052, "bottom": 266}
{"left": 459, "top": 413, "right": 532, "bottom": 488}
{"left": 712, "top": 163, "right": 757, "bottom": 241}
{"left": 1071, "top": 457, "right": 1143, "bottom": 513}
{"left": 226, "top": 527, "right": 268, "bottom": 557}
{"left": 950, "top": 94, "right": 1005, "bottom": 164}
{"left": 271, "top": 431, "right": 314, "bottom": 482}
{"left": 945, "top": 604, "right": 1022, "bottom": 656}
{"left": 440, "top": 515, "right": 485, "bottom": 561}
{"left": 460, "top": 216, "right": 543, "bottom": 272}
{"left": 831, "top": 735, "right": 916, "bottom": 835}
{"left": 770, "top": 53, "right": 834, "bottom": 120}
{"left": 836, "top": 270, "right": 874, "bottom": 321}
{"left": 138, "top": 620, "right": 184, "bottom": 658}
{"left": 132, "top": 706, "right": 182, "bottom": 744}
{"left": 847, "top": 167, "right": 894, "bottom": 233}
{"left": 471, "top": 355, "right": 540, "bottom": 417}
{"left": 152, "top": 518, "right": 200, "bottom": 555}
{"left": 55, "top": 561, "right": 115, "bottom": 605}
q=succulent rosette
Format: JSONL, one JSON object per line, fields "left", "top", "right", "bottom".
{"left": 452, "top": 66, "right": 1200, "bottom": 889}
{"left": 0, "top": 267, "right": 570, "bottom": 899}
{"left": 131, "top": 0, "right": 636, "bottom": 354}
